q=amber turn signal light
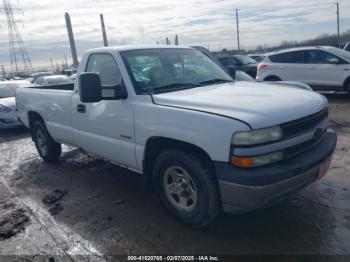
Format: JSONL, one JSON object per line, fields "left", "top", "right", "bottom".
{"left": 230, "top": 156, "right": 254, "bottom": 168}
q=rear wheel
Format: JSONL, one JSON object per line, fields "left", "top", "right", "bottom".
{"left": 32, "top": 120, "right": 61, "bottom": 162}
{"left": 153, "top": 149, "right": 220, "bottom": 227}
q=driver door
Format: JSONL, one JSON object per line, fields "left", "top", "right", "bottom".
{"left": 73, "top": 53, "right": 137, "bottom": 169}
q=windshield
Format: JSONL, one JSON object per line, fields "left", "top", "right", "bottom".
{"left": 235, "top": 55, "right": 257, "bottom": 65}
{"left": 121, "top": 49, "right": 233, "bottom": 94}
{"left": 329, "top": 47, "right": 350, "bottom": 62}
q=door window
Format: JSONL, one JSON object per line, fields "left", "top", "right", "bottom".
{"left": 227, "top": 57, "right": 240, "bottom": 66}
{"left": 219, "top": 57, "right": 239, "bottom": 66}
{"left": 218, "top": 57, "right": 229, "bottom": 66}
{"left": 86, "top": 53, "right": 122, "bottom": 86}
{"left": 305, "top": 50, "right": 339, "bottom": 64}
{"left": 269, "top": 51, "right": 304, "bottom": 63}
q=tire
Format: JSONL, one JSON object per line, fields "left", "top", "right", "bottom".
{"left": 347, "top": 82, "right": 350, "bottom": 98}
{"left": 153, "top": 149, "right": 220, "bottom": 227}
{"left": 32, "top": 120, "right": 61, "bottom": 162}
{"left": 264, "top": 76, "right": 281, "bottom": 81}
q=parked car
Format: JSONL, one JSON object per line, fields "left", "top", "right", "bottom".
{"left": 0, "top": 97, "right": 22, "bottom": 129}
{"left": 63, "top": 68, "right": 77, "bottom": 76}
{"left": 248, "top": 54, "right": 265, "bottom": 63}
{"left": 233, "top": 70, "right": 312, "bottom": 91}
{"left": 70, "top": 73, "right": 77, "bottom": 81}
{"left": 11, "top": 77, "right": 24, "bottom": 80}
{"left": 194, "top": 46, "right": 312, "bottom": 92}
{"left": 34, "top": 75, "right": 72, "bottom": 86}
{"left": 0, "top": 80, "right": 31, "bottom": 98}
{"left": 17, "top": 46, "right": 336, "bottom": 227}
{"left": 343, "top": 42, "right": 350, "bottom": 52}
{"left": 27, "top": 72, "right": 53, "bottom": 83}
{"left": 256, "top": 46, "right": 350, "bottom": 96}
{"left": 217, "top": 55, "right": 258, "bottom": 78}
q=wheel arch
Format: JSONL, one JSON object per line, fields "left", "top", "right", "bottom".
{"left": 263, "top": 75, "right": 282, "bottom": 81}
{"left": 343, "top": 76, "right": 350, "bottom": 92}
{"left": 142, "top": 136, "right": 214, "bottom": 192}
{"left": 27, "top": 111, "right": 45, "bottom": 140}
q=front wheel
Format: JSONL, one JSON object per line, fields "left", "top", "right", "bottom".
{"left": 153, "top": 150, "right": 220, "bottom": 227}
{"left": 32, "top": 120, "right": 61, "bottom": 162}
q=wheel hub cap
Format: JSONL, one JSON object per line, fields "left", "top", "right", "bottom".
{"left": 36, "top": 129, "right": 48, "bottom": 156}
{"left": 163, "top": 166, "right": 197, "bottom": 212}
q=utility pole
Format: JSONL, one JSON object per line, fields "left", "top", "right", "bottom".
{"left": 64, "top": 12, "right": 79, "bottom": 68}
{"left": 235, "top": 9, "right": 240, "bottom": 50}
{"left": 0, "top": 65, "right": 6, "bottom": 79}
{"left": 64, "top": 54, "right": 68, "bottom": 69}
{"left": 175, "top": 35, "right": 179, "bottom": 46}
{"left": 50, "top": 58, "right": 54, "bottom": 73}
{"left": 336, "top": 2, "right": 340, "bottom": 48}
{"left": 100, "top": 14, "right": 108, "bottom": 47}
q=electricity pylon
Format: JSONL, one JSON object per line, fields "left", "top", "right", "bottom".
{"left": 1, "top": 0, "right": 33, "bottom": 76}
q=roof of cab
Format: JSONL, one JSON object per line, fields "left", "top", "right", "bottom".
{"left": 86, "top": 45, "right": 194, "bottom": 53}
{"left": 265, "top": 46, "right": 336, "bottom": 56}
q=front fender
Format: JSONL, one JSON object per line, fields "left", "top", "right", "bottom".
{"left": 134, "top": 102, "right": 250, "bottom": 170}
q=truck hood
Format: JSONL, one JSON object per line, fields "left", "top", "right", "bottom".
{"left": 152, "top": 81, "right": 327, "bottom": 129}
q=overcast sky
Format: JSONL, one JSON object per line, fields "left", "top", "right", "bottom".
{"left": 0, "top": 0, "right": 350, "bottom": 69}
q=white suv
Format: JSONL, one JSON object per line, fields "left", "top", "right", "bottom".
{"left": 256, "top": 46, "right": 350, "bottom": 96}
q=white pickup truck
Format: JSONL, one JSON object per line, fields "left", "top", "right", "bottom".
{"left": 17, "top": 46, "right": 337, "bottom": 227}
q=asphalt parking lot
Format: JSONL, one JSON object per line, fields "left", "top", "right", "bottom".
{"left": 0, "top": 94, "right": 349, "bottom": 260}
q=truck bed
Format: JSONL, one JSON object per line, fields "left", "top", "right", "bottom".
{"left": 16, "top": 84, "right": 76, "bottom": 145}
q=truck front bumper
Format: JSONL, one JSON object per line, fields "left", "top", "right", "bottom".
{"left": 215, "top": 130, "right": 337, "bottom": 213}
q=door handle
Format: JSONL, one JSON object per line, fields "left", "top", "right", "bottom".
{"left": 344, "top": 69, "right": 350, "bottom": 71}
{"left": 77, "top": 104, "right": 86, "bottom": 113}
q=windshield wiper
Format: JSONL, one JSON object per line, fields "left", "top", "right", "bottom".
{"left": 152, "top": 82, "right": 200, "bottom": 94}
{"left": 199, "top": 79, "right": 233, "bottom": 86}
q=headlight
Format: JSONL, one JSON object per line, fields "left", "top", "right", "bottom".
{"left": 230, "top": 151, "right": 284, "bottom": 168}
{"left": 232, "top": 126, "right": 282, "bottom": 146}
{"left": 0, "top": 104, "right": 11, "bottom": 113}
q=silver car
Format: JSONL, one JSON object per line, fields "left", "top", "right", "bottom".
{"left": 34, "top": 75, "right": 72, "bottom": 86}
{"left": 0, "top": 97, "right": 22, "bottom": 129}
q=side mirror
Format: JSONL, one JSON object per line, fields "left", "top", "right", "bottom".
{"left": 101, "top": 83, "right": 128, "bottom": 100}
{"left": 79, "top": 72, "right": 102, "bottom": 103}
{"left": 79, "top": 72, "right": 128, "bottom": 103}
{"left": 329, "top": 58, "right": 340, "bottom": 64}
